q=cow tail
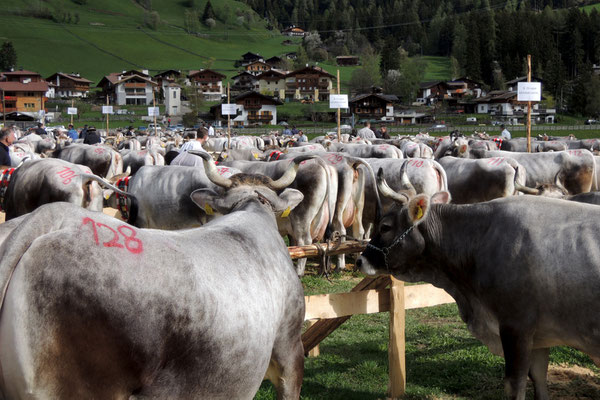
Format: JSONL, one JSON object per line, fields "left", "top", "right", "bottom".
{"left": 346, "top": 155, "right": 382, "bottom": 225}
{"left": 80, "top": 173, "right": 134, "bottom": 198}
{"left": 431, "top": 159, "right": 449, "bottom": 192}
{"left": 127, "top": 195, "right": 138, "bottom": 226}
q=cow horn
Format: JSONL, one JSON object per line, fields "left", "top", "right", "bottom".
{"left": 376, "top": 168, "right": 409, "bottom": 204}
{"left": 514, "top": 180, "right": 540, "bottom": 195}
{"left": 269, "top": 155, "right": 311, "bottom": 190}
{"left": 400, "top": 161, "right": 417, "bottom": 197}
{"left": 190, "top": 150, "right": 233, "bottom": 188}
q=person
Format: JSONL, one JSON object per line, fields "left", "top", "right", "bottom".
{"left": 378, "top": 125, "right": 391, "bottom": 139}
{"left": 168, "top": 118, "right": 171, "bottom": 127}
{"left": 357, "top": 121, "right": 376, "bottom": 139}
{"left": 171, "top": 128, "right": 209, "bottom": 166}
{"left": 282, "top": 125, "right": 292, "bottom": 136}
{"left": 500, "top": 124, "right": 511, "bottom": 140}
{"left": 297, "top": 130, "right": 307, "bottom": 143}
{"left": 207, "top": 123, "right": 215, "bottom": 137}
{"left": 125, "top": 126, "right": 135, "bottom": 137}
{"left": 79, "top": 124, "right": 89, "bottom": 140}
{"left": 0, "top": 127, "right": 16, "bottom": 166}
{"left": 67, "top": 124, "right": 79, "bottom": 141}
{"left": 291, "top": 125, "right": 299, "bottom": 135}
{"left": 83, "top": 127, "right": 101, "bottom": 145}
{"left": 34, "top": 122, "right": 46, "bottom": 137}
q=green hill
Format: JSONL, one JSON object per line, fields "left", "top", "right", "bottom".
{"left": 0, "top": 0, "right": 301, "bottom": 82}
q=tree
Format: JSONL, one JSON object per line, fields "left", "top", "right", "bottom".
{"left": 585, "top": 74, "right": 600, "bottom": 118}
{"left": 348, "top": 47, "right": 380, "bottom": 94}
{"left": 202, "top": 0, "right": 216, "bottom": 22}
{"left": 0, "top": 42, "right": 17, "bottom": 72}
{"left": 379, "top": 36, "right": 400, "bottom": 77}
{"left": 396, "top": 56, "right": 426, "bottom": 103}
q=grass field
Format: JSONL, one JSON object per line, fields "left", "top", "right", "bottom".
{"left": 254, "top": 266, "right": 600, "bottom": 399}
{"left": 582, "top": 2, "right": 600, "bottom": 12}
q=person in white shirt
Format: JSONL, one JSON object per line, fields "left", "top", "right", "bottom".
{"left": 208, "top": 123, "right": 215, "bottom": 137}
{"left": 171, "top": 128, "right": 209, "bottom": 166}
{"left": 500, "top": 124, "right": 511, "bottom": 140}
{"left": 357, "top": 121, "right": 376, "bottom": 139}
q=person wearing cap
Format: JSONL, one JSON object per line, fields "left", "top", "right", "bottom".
{"left": 0, "top": 127, "right": 16, "bottom": 166}
{"left": 83, "top": 127, "right": 101, "bottom": 145}
{"left": 67, "top": 124, "right": 79, "bottom": 141}
{"left": 125, "top": 126, "right": 135, "bottom": 137}
{"left": 34, "top": 122, "right": 46, "bottom": 137}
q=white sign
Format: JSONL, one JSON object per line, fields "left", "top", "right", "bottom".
{"left": 102, "top": 106, "right": 113, "bottom": 114}
{"left": 147, "top": 107, "right": 160, "bottom": 117}
{"left": 517, "top": 82, "right": 541, "bottom": 102}
{"left": 67, "top": 107, "right": 78, "bottom": 115}
{"left": 221, "top": 104, "right": 238, "bottom": 115}
{"left": 329, "top": 94, "right": 349, "bottom": 109}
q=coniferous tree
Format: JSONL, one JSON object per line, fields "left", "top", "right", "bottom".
{"left": 0, "top": 42, "right": 17, "bottom": 72}
{"left": 202, "top": 0, "right": 216, "bottom": 22}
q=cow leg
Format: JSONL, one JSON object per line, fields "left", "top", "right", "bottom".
{"left": 528, "top": 348, "right": 550, "bottom": 400}
{"left": 293, "top": 232, "right": 312, "bottom": 277}
{"left": 265, "top": 338, "right": 303, "bottom": 400}
{"left": 500, "top": 325, "right": 533, "bottom": 400}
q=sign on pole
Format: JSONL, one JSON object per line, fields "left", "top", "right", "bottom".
{"left": 517, "top": 82, "right": 541, "bottom": 102}
{"left": 329, "top": 94, "right": 349, "bottom": 109}
{"left": 102, "top": 106, "right": 113, "bottom": 114}
{"left": 147, "top": 106, "right": 160, "bottom": 117}
{"left": 221, "top": 104, "right": 238, "bottom": 115}
{"left": 67, "top": 107, "right": 78, "bottom": 115}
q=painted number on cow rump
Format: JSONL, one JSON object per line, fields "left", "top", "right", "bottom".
{"left": 567, "top": 150, "right": 583, "bottom": 157}
{"left": 406, "top": 159, "right": 424, "bottom": 168}
{"left": 57, "top": 166, "right": 77, "bottom": 184}
{"left": 82, "top": 217, "right": 144, "bottom": 254}
{"left": 94, "top": 147, "right": 105, "bottom": 154}
{"left": 326, "top": 154, "right": 344, "bottom": 165}
{"left": 487, "top": 157, "right": 505, "bottom": 166}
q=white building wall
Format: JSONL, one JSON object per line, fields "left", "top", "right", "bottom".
{"left": 165, "top": 86, "right": 181, "bottom": 116}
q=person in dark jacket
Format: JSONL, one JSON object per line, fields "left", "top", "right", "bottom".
{"left": 0, "top": 127, "right": 16, "bottom": 166}
{"left": 79, "top": 124, "right": 89, "bottom": 140}
{"left": 83, "top": 127, "right": 101, "bottom": 145}
{"left": 34, "top": 122, "right": 46, "bottom": 137}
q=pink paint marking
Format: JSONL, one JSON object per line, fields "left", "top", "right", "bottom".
{"left": 567, "top": 150, "right": 583, "bottom": 157}
{"left": 57, "top": 166, "right": 77, "bottom": 184}
{"left": 82, "top": 217, "right": 144, "bottom": 254}
{"left": 94, "top": 147, "right": 105, "bottom": 154}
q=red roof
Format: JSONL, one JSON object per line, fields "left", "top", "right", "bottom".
{"left": 0, "top": 81, "right": 49, "bottom": 92}
{"left": 1, "top": 70, "right": 41, "bottom": 76}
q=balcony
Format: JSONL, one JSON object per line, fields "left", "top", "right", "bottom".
{"left": 244, "top": 103, "right": 262, "bottom": 110}
{"left": 248, "top": 114, "right": 273, "bottom": 122}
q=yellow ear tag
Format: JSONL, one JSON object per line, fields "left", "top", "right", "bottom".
{"left": 253, "top": 153, "right": 259, "bottom": 159}
{"left": 416, "top": 205, "right": 423, "bottom": 220}
{"left": 205, "top": 203, "right": 214, "bottom": 215}
{"left": 281, "top": 207, "right": 291, "bottom": 218}
{"left": 104, "top": 192, "right": 111, "bottom": 200}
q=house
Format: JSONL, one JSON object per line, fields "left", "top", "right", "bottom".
{"left": 239, "top": 52, "right": 264, "bottom": 66}
{"left": 97, "top": 70, "right": 157, "bottom": 105}
{"left": 474, "top": 89, "right": 555, "bottom": 124}
{"left": 284, "top": 66, "right": 336, "bottom": 102}
{"left": 230, "top": 71, "right": 259, "bottom": 94}
{"left": 0, "top": 70, "right": 49, "bottom": 115}
{"left": 418, "top": 81, "right": 449, "bottom": 103}
{"left": 445, "top": 77, "right": 484, "bottom": 99}
{"left": 187, "top": 69, "right": 225, "bottom": 101}
{"left": 256, "top": 70, "right": 287, "bottom": 98}
{"left": 210, "top": 91, "right": 282, "bottom": 126}
{"left": 350, "top": 93, "right": 399, "bottom": 121}
{"left": 153, "top": 69, "right": 182, "bottom": 88}
{"left": 505, "top": 76, "right": 543, "bottom": 92}
{"left": 164, "top": 83, "right": 181, "bottom": 116}
{"left": 282, "top": 26, "right": 306, "bottom": 37}
{"left": 45, "top": 72, "right": 93, "bottom": 98}
{"left": 244, "top": 60, "right": 271, "bottom": 76}
{"left": 265, "top": 56, "right": 285, "bottom": 69}
{"left": 336, "top": 56, "right": 360, "bottom": 66}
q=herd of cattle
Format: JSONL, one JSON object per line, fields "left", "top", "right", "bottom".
{"left": 0, "top": 127, "right": 599, "bottom": 398}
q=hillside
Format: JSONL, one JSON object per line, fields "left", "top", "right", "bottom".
{"left": 0, "top": 0, "right": 302, "bottom": 82}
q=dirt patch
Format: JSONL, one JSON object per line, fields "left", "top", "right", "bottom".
{"left": 548, "top": 365, "right": 600, "bottom": 399}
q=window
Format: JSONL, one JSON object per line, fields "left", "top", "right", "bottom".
{"left": 173, "top": 91, "right": 177, "bottom": 99}
{"left": 24, "top": 103, "right": 35, "bottom": 108}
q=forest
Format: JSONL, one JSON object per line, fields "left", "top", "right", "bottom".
{"left": 243, "top": 0, "right": 600, "bottom": 116}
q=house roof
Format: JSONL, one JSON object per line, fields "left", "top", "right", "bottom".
{"left": 232, "top": 91, "right": 283, "bottom": 105}
{"left": 46, "top": 72, "right": 93, "bottom": 84}
{"left": 241, "top": 52, "right": 262, "bottom": 59}
{"left": 350, "top": 93, "right": 399, "bottom": 103}
{"left": 1, "top": 70, "right": 41, "bottom": 77}
{"left": 97, "top": 72, "right": 156, "bottom": 87}
{"left": 282, "top": 26, "right": 305, "bottom": 32}
{"left": 0, "top": 81, "right": 49, "bottom": 92}
{"left": 419, "top": 81, "right": 445, "bottom": 89}
{"left": 188, "top": 69, "right": 226, "bottom": 79}
{"left": 154, "top": 69, "right": 181, "bottom": 78}
{"left": 266, "top": 56, "right": 283, "bottom": 63}
{"left": 505, "top": 76, "right": 543, "bottom": 85}
{"left": 257, "top": 70, "right": 286, "bottom": 80}
{"left": 231, "top": 71, "right": 258, "bottom": 80}
{"left": 475, "top": 90, "right": 517, "bottom": 102}
{"left": 286, "top": 66, "right": 335, "bottom": 79}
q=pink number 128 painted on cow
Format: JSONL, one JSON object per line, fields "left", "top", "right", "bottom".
{"left": 82, "top": 217, "right": 144, "bottom": 254}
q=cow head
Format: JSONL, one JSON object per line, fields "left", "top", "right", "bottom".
{"left": 356, "top": 171, "right": 450, "bottom": 279}
{"left": 190, "top": 151, "right": 305, "bottom": 218}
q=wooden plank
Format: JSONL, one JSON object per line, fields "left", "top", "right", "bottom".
{"left": 306, "top": 320, "right": 320, "bottom": 358}
{"left": 301, "top": 275, "right": 390, "bottom": 355}
{"left": 304, "top": 289, "right": 390, "bottom": 320}
{"left": 288, "top": 240, "right": 367, "bottom": 260}
{"left": 388, "top": 277, "right": 406, "bottom": 398}
{"left": 303, "top": 284, "right": 454, "bottom": 320}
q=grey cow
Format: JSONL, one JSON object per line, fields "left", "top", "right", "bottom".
{"left": 0, "top": 155, "right": 305, "bottom": 399}
{"left": 357, "top": 175, "right": 600, "bottom": 400}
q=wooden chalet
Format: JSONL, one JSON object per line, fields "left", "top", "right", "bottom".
{"left": 418, "top": 81, "right": 449, "bottom": 103}
{"left": 257, "top": 70, "right": 287, "bottom": 98}
{"left": 230, "top": 71, "right": 259, "bottom": 94}
{"left": 244, "top": 61, "right": 271, "bottom": 76}
{"left": 0, "top": 70, "right": 49, "bottom": 114}
{"left": 350, "top": 93, "right": 399, "bottom": 121}
{"left": 265, "top": 56, "right": 285, "bottom": 69}
{"left": 210, "top": 91, "right": 282, "bottom": 126}
{"left": 45, "top": 72, "right": 92, "bottom": 98}
{"left": 285, "top": 66, "right": 336, "bottom": 102}
{"left": 240, "top": 52, "right": 264, "bottom": 65}
{"left": 187, "top": 69, "right": 225, "bottom": 101}
{"left": 282, "top": 26, "right": 306, "bottom": 37}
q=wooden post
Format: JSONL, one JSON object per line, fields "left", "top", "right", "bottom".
{"left": 388, "top": 276, "right": 406, "bottom": 398}
{"left": 337, "top": 70, "right": 341, "bottom": 142}
{"left": 227, "top": 82, "right": 231, "bottom": 149}
{"left": 306, "top": 320, "right": 320, "bottom": 357}
{"left": 526, "top": 54, "right": 532, "bottom": 153}
{"left": 153, "top": 92, "right": 158, "bottom": 137}
{"left": 106, "top": 95, "right": 110, "bottom": 136}
{"left": 70, "top": 99, "right": 74, "bottom": 126}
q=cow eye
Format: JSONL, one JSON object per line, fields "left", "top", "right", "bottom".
{"left": 380, "top": 224, "right": 392, "bottom": 234}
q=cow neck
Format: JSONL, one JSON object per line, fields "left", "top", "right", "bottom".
{"left": 417, "top": 203, "right": 488, "bottom": 292}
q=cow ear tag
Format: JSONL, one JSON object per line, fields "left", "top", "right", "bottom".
{"left": 416, "top": 205, "right": 423, "bottom": 220}
{"left": 205, "top": 203, "right": 214, "bottom": 215}
{"left": 281, "top": 207, "right": 291, "bottom": 218}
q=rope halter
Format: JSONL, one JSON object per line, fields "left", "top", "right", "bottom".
{"left": 365, "top": 225, "right": 415, "bottom": 271}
